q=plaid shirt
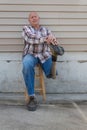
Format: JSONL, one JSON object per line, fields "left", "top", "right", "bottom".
{"left": 22, "top": 25, "right": 53, "bottom": 63}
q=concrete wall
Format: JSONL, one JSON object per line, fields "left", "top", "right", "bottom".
{"left": 0, "top": 52, "right": 87, "bottom": 94}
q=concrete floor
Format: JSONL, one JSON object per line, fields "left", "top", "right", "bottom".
{"left": 0, "top": 102, "right": 87, "bottom": 130}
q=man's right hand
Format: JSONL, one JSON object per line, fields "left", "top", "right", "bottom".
{"left": 45, "top": 35, "right": 58, "bottom": 45}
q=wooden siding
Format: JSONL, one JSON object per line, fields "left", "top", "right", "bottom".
{"left": 0, "top": 0, "right": 87, "bottom": 52}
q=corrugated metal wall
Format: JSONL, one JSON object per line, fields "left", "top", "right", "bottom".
{"left": 0, "top": 0, "right": 87, "bottom": 52}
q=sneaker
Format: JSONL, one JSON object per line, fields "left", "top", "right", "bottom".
{"left": 47, "top": 73, "right": 52, "bottom": 78}
{"left": 26, "top": 96, "right": 38, "bottom": 111}
{"left": 47, "top": 70, "right": 58, "bottom": 79}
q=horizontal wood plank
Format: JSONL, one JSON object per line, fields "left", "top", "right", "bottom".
{"left": 0, "top": 19, "right": 87, "bottom": 26}
{"left": 0, "top": 12, "right": 87, "bottom": 19}
{"left": 0, "top": 38, "right": 87, "bottom": 45}
{"left": 0, "top": 31, "right": 87, "bottom": 38}
{"left": 0, "top": 5, "right": 87, "bottom": 12}
{"left": 0, "top": 25, "right": 87, "bottom": 32}
{"left": 0, "top": 44, "right": 87, "bottom": 52}
{"left": 0, "top": 0, "right": 87, "bottom": 5}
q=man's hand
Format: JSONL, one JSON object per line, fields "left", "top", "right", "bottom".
{"left": 45, "top": 35, "right": 58, "bottom": 45}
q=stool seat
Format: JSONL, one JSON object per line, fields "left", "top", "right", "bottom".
{"left": 24, "top": 64, "right": 46, "bottom": 103}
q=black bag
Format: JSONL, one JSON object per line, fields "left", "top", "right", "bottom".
{"left": 49, "top": 44, "right": 64, "bottom": 56}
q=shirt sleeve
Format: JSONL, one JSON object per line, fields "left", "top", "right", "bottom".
{"left": 22, "top": 26, "right": 45, "bottom": 44}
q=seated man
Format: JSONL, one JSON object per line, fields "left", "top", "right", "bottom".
{"left": 22, "top": 12, "right": 58, "bottom": 111}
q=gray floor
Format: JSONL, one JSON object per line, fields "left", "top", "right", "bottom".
{"left": 0, "top": 102, "right": 87, "bottom": 130}
{"left": 0, "top": 93, "right": 87, "bottom": 130}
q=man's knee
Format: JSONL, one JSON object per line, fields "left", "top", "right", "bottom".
{"left": 22, "top": 60, "right": 33, "bottom": 76}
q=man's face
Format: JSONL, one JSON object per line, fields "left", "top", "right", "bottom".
{"left": 29, "top": 12, "right": 40, "bottom": 27}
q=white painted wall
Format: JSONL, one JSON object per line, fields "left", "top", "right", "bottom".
{"left": 0, "top": 52, "right": 87, "bottom": 93}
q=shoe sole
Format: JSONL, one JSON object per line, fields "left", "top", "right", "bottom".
{"left": 27, "top": 105, "right": 37, "bottom": 111}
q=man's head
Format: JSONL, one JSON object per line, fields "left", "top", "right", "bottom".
{"left": 28, "top": 12, "right": 40, "bottom": 29}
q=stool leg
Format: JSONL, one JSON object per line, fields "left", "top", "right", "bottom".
{"left": 39, "top": 66, "right": 46, "bottom": 101}
{"left": 24, "top": 89, "right": 29, "bottom": 103}
{"left": 51, "top": 61, "right": 56, "bottom": 79}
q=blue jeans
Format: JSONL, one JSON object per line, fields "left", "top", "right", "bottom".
{"left": 22, "top": 54, "right": 52, "bottom": 96}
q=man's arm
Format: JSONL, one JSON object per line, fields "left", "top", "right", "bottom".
{"left": 46, "top": 28, "right": 58, "bottom": 45}
{"left": 22, "top": 26, "right": 45, "bottom": 44}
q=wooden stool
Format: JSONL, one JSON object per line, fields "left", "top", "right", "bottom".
{"left": 24, "top": 64, "right": 46, "bottom": 103}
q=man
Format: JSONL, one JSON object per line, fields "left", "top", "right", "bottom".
{"left": 22, "top": 12, "right": 58, "bottom": 111}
